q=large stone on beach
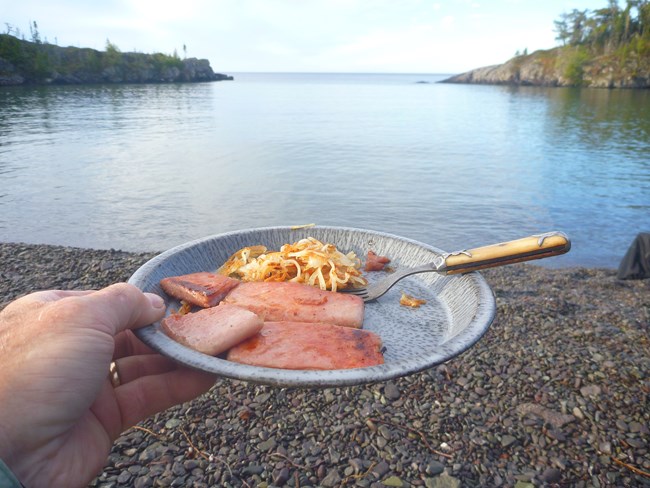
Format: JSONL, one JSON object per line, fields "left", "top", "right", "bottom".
{"left": 426, "top": 474, "right": 462, "bottom": 488}
{"left": 580, "top": 384, "right": 602, "bottom": 397}
{"left": 516, "top": 403, "right": 576, "bottom": 428}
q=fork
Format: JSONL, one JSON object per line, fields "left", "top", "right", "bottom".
{"left": 341, "top": 231, "right": 570, "bottom": 302}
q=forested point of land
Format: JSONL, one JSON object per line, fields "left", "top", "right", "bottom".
{"left": 443, "top": 0, "right": 650, "bottom": 88}
{"left": 0, "top": 31, "right": 232, "bottom": 85}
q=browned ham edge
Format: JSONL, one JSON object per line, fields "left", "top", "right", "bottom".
{"left": 222, "top": 281, "right": 364, "bottom": 328}
{"left": 365, "top": 250, "right": 391, "bottom": 271}
{"left": 227, "top": 321, "right": 384, "bottom": 370}
{"left": 161, "top": 303, "right": 263, "bottom": 356}
{"left": 160, "top": 272, "right": 240, "bottom": 308}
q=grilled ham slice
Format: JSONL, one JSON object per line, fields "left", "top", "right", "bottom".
{"left": 160, "top": 272, "right": 240, "bottom": 308}
{"left": 227, "top": 321, "right": 384, "bottom": 370}
{"left": 222, "top": 281, "right": 364, "bottom": 328}
{"left": 161, "top": 303, "right": 263, "bottom": 356}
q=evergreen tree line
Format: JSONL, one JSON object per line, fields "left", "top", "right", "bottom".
{"left": 554, "top": 0, "right": 650, "bottom": 53}
{"left": 0, "top": 21, "right": 190, "bottom": 84}
{"left": 0, "top": 32, "right": 186, "bottom": 83}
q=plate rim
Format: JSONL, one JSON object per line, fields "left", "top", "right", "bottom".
{"left": 129, "top": 225, "right": 496, "bottom": 387}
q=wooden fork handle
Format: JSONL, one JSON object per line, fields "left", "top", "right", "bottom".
{"left": 440, "top": 231, "right": 571, "bottom": 275}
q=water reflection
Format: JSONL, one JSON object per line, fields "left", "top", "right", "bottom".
{"left": 0, "top": 76, "right": 648, "bottom": 268}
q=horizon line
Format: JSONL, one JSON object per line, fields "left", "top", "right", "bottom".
{"left": 221, "top": 71, "right": 460, "bottom": 76}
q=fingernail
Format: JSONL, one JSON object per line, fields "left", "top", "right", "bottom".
{"left": 146, "top": 293, "right": 165, "bottom": 309}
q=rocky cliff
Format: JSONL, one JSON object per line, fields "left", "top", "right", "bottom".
{"left": 0, "top": 34, "right": 233, "bottom": 86}
{"left": 441, "top": 46, "right": 649, "bottom": 89}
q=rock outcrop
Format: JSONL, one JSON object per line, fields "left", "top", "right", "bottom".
{"left": 441, "top": 47, "right": 649, "bottom": 89}
{"left": 0, "top": 34, "right": 233, "bottom": 86}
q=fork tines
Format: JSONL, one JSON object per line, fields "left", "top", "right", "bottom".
{"left": 340, "top": 288, "right": 371, "bottom": 301}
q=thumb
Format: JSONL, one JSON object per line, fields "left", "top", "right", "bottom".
{"left": 75, "top": 283, "right": 166, "bottom": 337}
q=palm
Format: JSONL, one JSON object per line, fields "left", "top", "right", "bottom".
{"left": 10, "top": 330, "right": 124, "bottom": 485}
{"left": 39, "top": 398, "right": 119, "bottom": 486}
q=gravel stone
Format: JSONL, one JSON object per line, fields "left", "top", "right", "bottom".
{"left": 257, "top": 439, "right": 276, "bottom": 452}
{"left": 429, "top": 474, "right": 461, "bottom": 488}
{"left": 625, "top": 438, "right": 645, "bottom": 448}
{"left": 241, "top": 464, "right": 264, "bottom": 476}
{"left": 171, "top": 462, "right": 186, "bottom": 477}
{"left": 321, "top": 468, "right": 342, "bottom": 487}
{"left": 629, "top": 421, "right": 644, "bottom": 433}
{"left": 572, "top": 406, "right": 585, "bottom": 420}
{"left": 517, "top": 403, "right": 576, "bottom": 428}
{"left": 2, "top": 244, "right": 648, "bottom": 488}
{"left": 116, "top": 471, "right": 131, "bottom": 484}
{"left": 133, "top": 475, "right": 153, "bottom": 488}
{"left": 426, "top": 460, "right": 445, "bottom": 476}
{"left": 372, "top": 460, "right": 391, "bottom": 478}
{"left": 615, "top": 419, "right": 629, "bottom": 431}
{"left": 384, "top": 382, "right": 401, "bottom": 400}
{"left": 580, "top": 384, "right": 602, "bottom": 397}
{"left": 378, "top": 424, "right": 392, "bottom": 440}
{"left": 165, "top": 419, "right": 181, "bottom": 430}
{"left": 539, "top": 467, "right": 562, "bottom": 483}
{"left": 382, "top": 475, "right": 404, "bottom": 487}
{"left": 272, "top": 467, "right": 290, "bottom": 485}
{"left": 514, "top": 482, "right": 534, "bottom": 488}
{"left": 501, "top": 435, "right": 517, "bottom": 447}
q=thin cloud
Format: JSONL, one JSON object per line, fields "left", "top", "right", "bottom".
{"left": 3, "top": 0, "right": 609, "bottom": 73}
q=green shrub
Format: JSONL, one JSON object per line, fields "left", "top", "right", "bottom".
{"left": 564, "top": 46, "right": 591, "bottom": 85}
{"left": 151, "top": 52, "right": 184, "bottom": 71}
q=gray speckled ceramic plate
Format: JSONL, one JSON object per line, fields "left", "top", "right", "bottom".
{"left": 129, "top": 226, "right": 496, "bottom": 388}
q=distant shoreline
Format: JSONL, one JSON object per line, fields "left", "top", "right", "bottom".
{"left": 439, "top": 48, "right": 649, "bottom": 89}
{"left": 0, "top": 34, "right": 233, "bottom": 86}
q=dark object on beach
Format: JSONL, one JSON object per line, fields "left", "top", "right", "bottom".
{"left": 617, "top": 233, "right": 650, "bottom": 280}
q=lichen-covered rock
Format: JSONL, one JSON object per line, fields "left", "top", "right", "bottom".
{"left": 0, "top": 57, "right": 24, "bottom": 85}
{"left": 442, "top": 47, "right": 649, "bottom": 88}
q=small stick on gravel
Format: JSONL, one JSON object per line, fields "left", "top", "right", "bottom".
{"left": 612, "top": 457, "right": 650, "bottom": 478}
{"left": 180, "top": 427, "right": 210, "bottom": 461}
{"left": 131, "top": 425, "right": 162, "bottom": 439}
{"left": 133, "top": 423, "right": 250, "bottom": 486}
{"left": 341, "top": 461, "right": 377, "bottom": 486}
{"left": 368, "top": 417, "right": 453, "bottom": 459}
{"left": 270, "top": 451, "right": 313, "bottom": 470}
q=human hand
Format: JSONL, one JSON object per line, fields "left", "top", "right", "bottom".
{"left": 0, "top": 283, "right": 216, "bottom": 488}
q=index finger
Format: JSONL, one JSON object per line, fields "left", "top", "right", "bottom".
{"left": 1, "top": 289, "right": 96, "bottom": 312}
{"left": 115, "top": 368, "right": 216, "bottom": 429}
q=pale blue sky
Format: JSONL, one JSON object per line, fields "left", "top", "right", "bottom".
{"left": 4, "top": 0, "right": 609, "bottom": 74}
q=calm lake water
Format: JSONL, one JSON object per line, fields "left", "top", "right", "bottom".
{"left": 1, "top": 73, "right": 648, "bottom": 268}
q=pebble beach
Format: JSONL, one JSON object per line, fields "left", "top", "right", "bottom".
{"left": 1, "top": 242, "right": 648, "bottom": 488}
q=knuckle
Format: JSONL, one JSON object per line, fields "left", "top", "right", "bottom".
{"left": 105, "top": 283, "right": 142, "bottom": 311}
{"left": 108, "top": 282, "right": 138, "bottom": 301}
